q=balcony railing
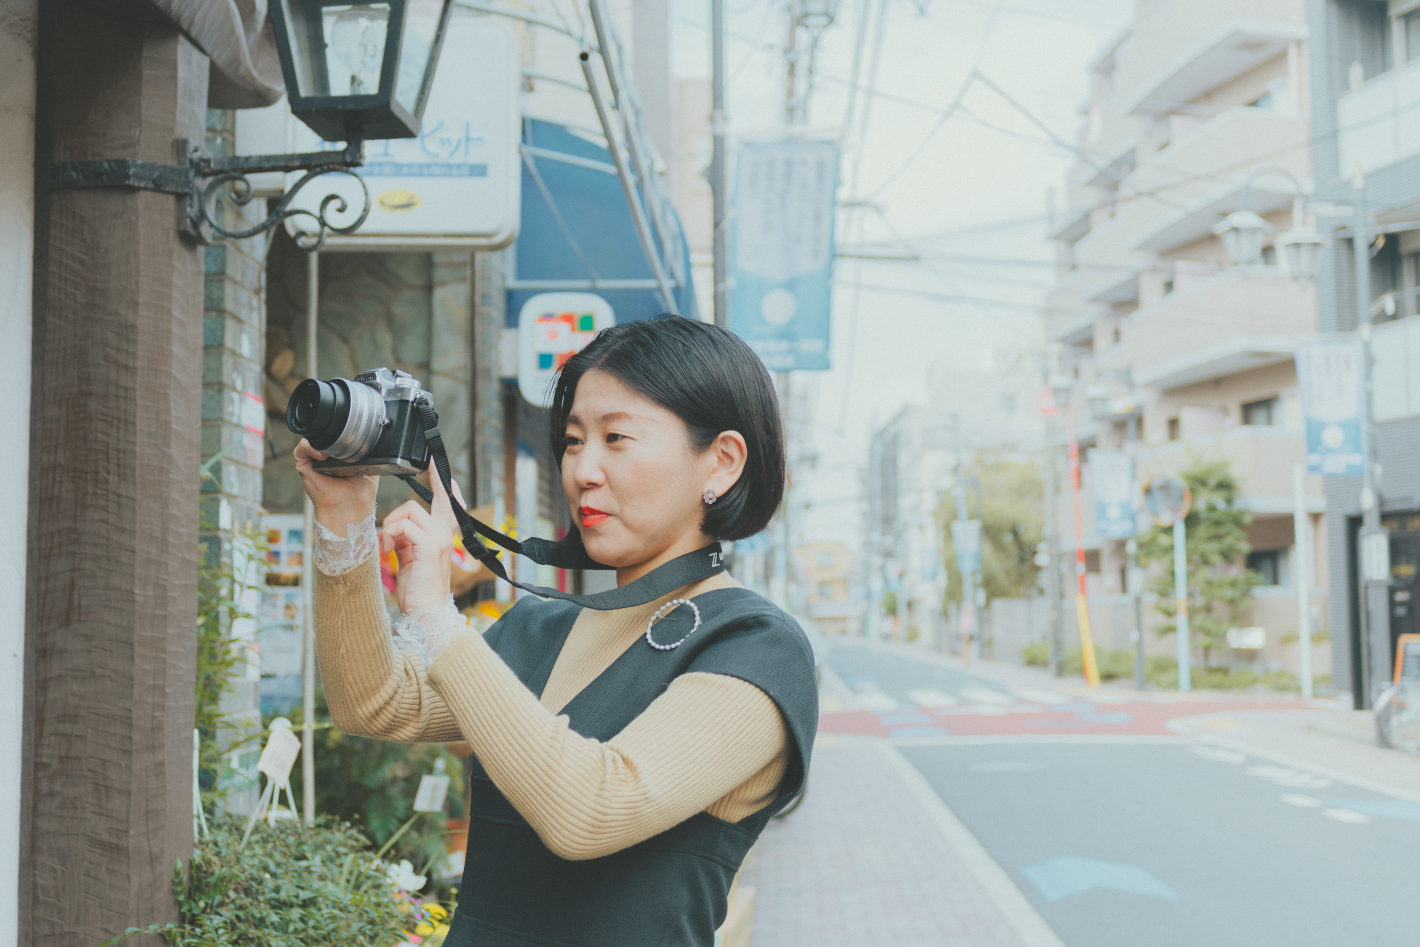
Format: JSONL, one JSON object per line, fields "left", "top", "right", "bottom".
{"left": 1337, "top": 57, "right": 1420, "bottom": 181}
{"left": 1097, "top": 266, "right": 1315, "bottom": 389}
{"left": 1138, "top": 426, "right": 1323, "bottom": 513}
{"left": 1113, "top": 0, "right": 1306, "bottom": 117}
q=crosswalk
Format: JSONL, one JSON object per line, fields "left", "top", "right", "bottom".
{"left": 838, "top": 679, "right": 1074, "bottom": 713}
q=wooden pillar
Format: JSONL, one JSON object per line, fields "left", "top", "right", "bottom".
{"left": 25, "top": 3, "right": 206, "bottom": 942}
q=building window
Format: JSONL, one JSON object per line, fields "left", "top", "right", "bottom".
{"left": 1247, "top": 550, "right": 1283, "bottom": 587}
{"left": 1242, "top": 397, "right": 1278, "bottom": 426}
{"left": 1167, "top": 416, "right": 1180, "bottom": 440}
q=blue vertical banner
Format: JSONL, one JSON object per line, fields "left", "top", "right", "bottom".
{"left": 729, "top": 140, "right": 839, "bottom": 371}
{"left": 1091, "top": 449, "right": 1137, "bottom": 539}
{"left": 1295, "top": 338, "right": 1366, "bottom": 476}
{"left": 952, "top": 520, "right": 982, "bottom": 575}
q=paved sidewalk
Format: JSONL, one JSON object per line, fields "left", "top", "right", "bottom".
{"left": 740, "top": 735, "right": 1063, "bottom": 947}
{"left": 740, "top": 639, "right": 1420, "bottom": 946}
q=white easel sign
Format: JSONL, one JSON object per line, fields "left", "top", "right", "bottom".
{"left": 414, "top": 758, "right": 450, "bottom": 813}
{"left": 241, "top": 718, "right": 303, "bottom": 846}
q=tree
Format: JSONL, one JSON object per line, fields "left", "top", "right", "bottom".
{"left": 935, "top": 453, "right": 1044, "bottom": 608}
{"left": 1136, "top": 458, "right": 1258, "bottom": 669}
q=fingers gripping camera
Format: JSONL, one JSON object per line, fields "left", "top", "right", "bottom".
{"left": 286, "top": 367, "right": 434, "bottom": 477}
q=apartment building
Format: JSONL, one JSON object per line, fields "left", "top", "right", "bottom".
{"left": 1308, "top": 0, "right": 1420, "bottom": 707}
{"left": 1045, "top": 0, "right": 1330, "bottom": 681}
{"left": 863, "top": 360, "right": 1044, "bottom": 648}
{"left": 796, "top": 540, "right": 858, "bottom": 637}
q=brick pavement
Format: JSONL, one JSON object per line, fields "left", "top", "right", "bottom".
{"left": 739, "top": 734, "right": 1063, "bottom": 947}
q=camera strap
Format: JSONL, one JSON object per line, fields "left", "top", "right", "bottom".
{"left": 398, "top": 402, "right": 726, "bottom": 610}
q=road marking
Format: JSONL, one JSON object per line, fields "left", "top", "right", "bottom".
{"left": 961, "top": 686, "right": 1017, "bottom": 705}
{"left": 882, "top": 744, "right": 1066, "bottom": 947}
{"left": 1322, "top": 808, "right": 1371, "bottom": 824}
{"left": 967, "top": 761, "right": 1041, "bottom": 774}
{"left": 1023, "top": 855, "right": 1180, "bottom": 903}
{"left": 1013, "top": 687, "right": 1070, "bottom": 705}
{"left": 1192, "top": 745, "right": 1247, "bottom": 764}
{"left": 852, "top": 684, "right": 900, "bottom": 711}
{"left": 1181, "top": 735, "right": 1420, "bottom": 807}
{"left": 908, "top": 688, "right": 960, "bottom": 707}
{"left": 1246, "top": 764, "right": 1332, "bottom": 790}
{"left": 1281, "top": 794, "right": 1323, "bottom": 808}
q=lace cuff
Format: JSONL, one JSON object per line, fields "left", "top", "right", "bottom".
{"left": 314, "top": 514, "right": 379, "bottom": 576}
{"left": 392, "top": 598, "right": 466, "bottom": 666}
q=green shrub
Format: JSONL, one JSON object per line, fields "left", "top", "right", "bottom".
{"left": 1263, "top": 670, "right": 1300, "bottom": 692}
{"left": 1022, "top": 641, "right": 1049, "bottom": 667}
{"left": 1062, "top": 647, "right": 1133, "bottom": 681}
{"left": 102, "top": 818, "right": 410, "bottom": 946}
{"left": 279, "top": 697, "right": 464, "bottom": 883}
{"left": 1194, "top": 666, "right": 1259, "bottom": 690}
{"left": 1145, "top": 656, "right": 1264, "bottom": 690}
{"left": 1279, "top": 627, "right": 1331, "bottom": 646}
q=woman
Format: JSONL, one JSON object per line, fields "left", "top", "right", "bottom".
{"left": 295, "top": 315, "right": 818, "bottom": 946}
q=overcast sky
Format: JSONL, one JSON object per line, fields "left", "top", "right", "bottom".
{"left": 667, "top": 0, "right": 1134, "bottom": 538}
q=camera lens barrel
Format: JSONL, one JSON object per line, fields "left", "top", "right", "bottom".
{"left": 286, "top": 377, "right": 387, "bottom": 460}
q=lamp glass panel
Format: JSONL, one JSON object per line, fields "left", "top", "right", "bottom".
{"left": 1222, "top": 225, "right": 1265, "bottom": 266}
{"left": 1282, "top": 239, "right": 1321, "bottom": 280}
{"left": 280, "top": 0, "right": 329, "bottom": 96}
{"left": 394, "top": 0, "right": 445, "bottom": 114}
{"left": 324, "top": 3, "right": 392, "bottom": 96}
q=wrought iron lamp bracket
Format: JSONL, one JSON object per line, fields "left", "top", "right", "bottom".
{"left": 49, "top": 139, "right": 370, "bottom": 252}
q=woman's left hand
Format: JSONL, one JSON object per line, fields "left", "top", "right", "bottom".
{"left": 381, "top": 460, "right": 467, "bottom": 615}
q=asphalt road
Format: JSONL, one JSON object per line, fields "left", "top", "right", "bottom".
{"left": 819, "top": 638, "right": 1420, "bottom": 947}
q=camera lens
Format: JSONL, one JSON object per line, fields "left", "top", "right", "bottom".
{"left": 285, "top": 376, "right": 386, "bottom": 461}
{"left": 287, "top": 379, "right": 347, "bottom": 449}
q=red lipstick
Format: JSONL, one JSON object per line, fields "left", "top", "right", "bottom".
{"left": 580, "top": 506, "right": 609, "bottom": 528}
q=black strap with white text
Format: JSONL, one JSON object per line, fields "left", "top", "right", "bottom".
{"left": 398, "top": 402, "right": 725, "bottom": 610}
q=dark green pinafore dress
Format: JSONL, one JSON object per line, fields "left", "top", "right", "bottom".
{"left": 441, "top": 587, "right": 818, "bottom": 946}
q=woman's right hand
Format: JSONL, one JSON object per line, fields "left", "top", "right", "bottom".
{"left": 293, "top": 438, "right": 378, "bottom": 531}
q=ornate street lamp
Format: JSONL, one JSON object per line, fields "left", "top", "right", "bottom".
{"left": 1276, "top": 227, "right": 1325, "bottom": 280}
{"left": 1214, "top": 210, "right": 1269, "bottom": 267}
{"left": 794, "top": 0, "right": 843, "bottom": 30}
{"left": 50, "top": 0, "right": 455, "bottom": 250}
{"left": 271, "top": 0, "right": 455, "bottom": 142}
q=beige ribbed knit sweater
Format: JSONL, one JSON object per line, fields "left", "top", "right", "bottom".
{"left": 315, "top": 555, "right": 790, "bottom": 861}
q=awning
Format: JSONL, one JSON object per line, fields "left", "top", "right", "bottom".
{"left": 506, "top": 118, "right": 697, "bottom": 327}
{"left": 149, "top": 0, "right": 285, "bottom": 108}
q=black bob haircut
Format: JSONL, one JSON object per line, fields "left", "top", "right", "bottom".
{"left": 549, "top": 314, "right": 786, "bottom": 541}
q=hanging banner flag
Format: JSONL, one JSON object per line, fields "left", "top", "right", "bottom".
{"left": 1091, "top": 449, "right": 1137, "bottom": 539}
{"left": 1295, "top": 337, "right": 1366, "bottom": 476}
{"left": 952, "top": 520, "right": 983, "bottom": 575}
{"left": 729, "top": 140, "right": 839, "bottom": 371}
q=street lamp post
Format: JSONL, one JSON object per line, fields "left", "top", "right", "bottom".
{"left": 1216, "top": 177, "right": 1391, "bottom": 706}
{"left": 1087, "top": 377, "right": 1147, "bottom": 690}
{"left": 1049, "top": 377, "right": 1101, "bottom": 688}
{"left": 50, "top": 0, "right": 457, "bottom": 249}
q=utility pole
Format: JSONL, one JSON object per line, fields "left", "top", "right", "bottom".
{"left": 1042, "top": 418, "right": 1064, "bottom": 676}
{"left": 710, "top": 0, "right": 728, "bottom": 328}
{"left": 954, "top": 450, "right": 978, "bottom": 662}
{"left": 1353, "top": 185, "right": 1390, "bottom": 708}
{"left": 1126, "top": 407, "right": 1147, "bottom": 690}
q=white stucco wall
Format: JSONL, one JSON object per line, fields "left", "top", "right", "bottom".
{"left": 1, "top": 1, "right": 35, "bottom": 943}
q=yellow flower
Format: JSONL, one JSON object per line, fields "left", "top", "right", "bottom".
{"left": 425, "top": 903, "right": 449, "bottom": 919}
{"left": 415, "top": 922, "right": 434, "bottom": 936}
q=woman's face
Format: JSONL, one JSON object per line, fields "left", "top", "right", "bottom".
{"left": 561, "top": 369, "right": 718, "bottom": 585}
